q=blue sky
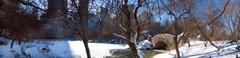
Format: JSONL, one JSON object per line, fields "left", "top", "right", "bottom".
{"left": 88, "top": 0, "right": 229, "bottom": 28}
{"left": 20, "top": 0, "right": 233, "bottom": 30}
{"left": 17, "top": 0, "right": 239, "bottom": 34}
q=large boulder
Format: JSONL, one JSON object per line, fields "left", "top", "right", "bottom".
{"left": 151, "top": 33, "right": 186, "bottom": 50}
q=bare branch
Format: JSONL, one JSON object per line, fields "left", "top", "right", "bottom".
{"left": 118, "top": 24, "right": 127, "bottom": 32}
{"left": 207, "top": 0, "right": 229, "bottom": 25}
{"left": 160, "top": 0, "right": 175, "bottom": 17}
{"left": 19, "top": 1, "right": 47, "bottom": 12}
{"left": 113, "top": 33, "right": 127, "bottom": 40}
{"left": 177, "top": 32, "right": 186, "bottom": 43}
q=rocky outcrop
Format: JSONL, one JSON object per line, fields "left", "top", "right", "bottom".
{"left": 151, "top": 33, "right": 186, "bottom": 50}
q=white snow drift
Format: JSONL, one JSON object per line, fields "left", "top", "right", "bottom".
{"left": 153, "top": 41, "right": 240, "bottom": 58}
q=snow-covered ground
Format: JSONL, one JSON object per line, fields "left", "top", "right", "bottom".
{"left": 0, "top": 38, "right": 128, "bottom": 58}
{"left": 0, "top": 40, "right": 73, "bottom": 58}
{"left": 1, "top": 36, "right": 240, "bottom": 58}
{"left": 68, "top": 41, "right": 128, "bottom": 58}
{"left": 153, "top": 41, "right": 240, "bottom": 58}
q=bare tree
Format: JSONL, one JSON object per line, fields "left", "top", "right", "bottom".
{"left": 71, "top": 0, "right": 91, "bottom": 58}
{"left": 191, "top": 0, "right": 229, "bottom": 49}
{"left": 160, "top": 0, "right": 193, "bottom": 57}
{"left": 160, "top": 0, "right": 229, "bottom": 57}
{"left": 111, "top": 0, "right": 147, "bottom": 58}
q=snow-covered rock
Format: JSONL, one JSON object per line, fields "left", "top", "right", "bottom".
{"left": 138, "top": 40, "right": 152, "bottom": 50}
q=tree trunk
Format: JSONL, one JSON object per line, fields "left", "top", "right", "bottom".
{"left": 123, "top": 1, "right": 141, "bottom": 57}
{"left": 127, "top": 41, "right": 140, "bottom": 58}
{"left": 174, "top": 36, "right": 180, "bottom": 58}
{"left": 78, "top": 0, "right": 91, "bottom": 58}
{"left": 82, "top": 36, "right": 91, "bottom": 58}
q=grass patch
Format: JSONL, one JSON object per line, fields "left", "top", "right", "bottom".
{"left": 143, "top": 51, "right": 160, "bottom": 58}
{"left": 105, "top": 50, "right": 160, "bottom": 58}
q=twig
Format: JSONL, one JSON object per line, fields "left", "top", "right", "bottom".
{"left": 207, "top": 0, "right": 229, "bottom": 25}
{"left": 19, "top": 1, "right": 47, "bottom": 12}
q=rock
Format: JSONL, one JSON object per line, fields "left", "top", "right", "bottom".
{"left": 236, "top": 45, "right": 240, "bottom": 52}
{"left": 138, "top": 40, "right": 152, "bottom": 50}
{"left": 151, "top": 33, "right": 174, "bottom": 50}
{"left": 150, "top": 33, "right": 186, "bottom": 50}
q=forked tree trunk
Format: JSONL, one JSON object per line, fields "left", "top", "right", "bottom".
{"left": 119, "top": 0, "right": 143, "bottom": 57}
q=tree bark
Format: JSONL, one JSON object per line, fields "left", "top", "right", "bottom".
{"left": 127, "top": 40, "right": 140, "bottom": 58}
{"left": 123, "top": 0, "right": 141, "bottom": 58}
{"left": 78, "top": 0, "right": 91, "bottom": 58}
{"left": 174, "top": 36, "right": 180, "bottom": 58}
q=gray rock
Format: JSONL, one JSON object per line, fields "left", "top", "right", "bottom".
{"left": 150, "top": 33, "right": 186, "bottom": 50}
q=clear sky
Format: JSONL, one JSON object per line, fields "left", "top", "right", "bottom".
{"left": 20, "top": 0, "right": 234, "bottom": 32}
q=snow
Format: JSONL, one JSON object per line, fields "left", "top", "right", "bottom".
{"left": 0, "top": 40, "right": 72, "bottom": 58}
{"left": 68, "top": 41, "right": 128, "bottom": 58}
{"left": 153, "top": 41, "right": 240, "bottom": 58}
{"left": 1, "top": 37, "right": 240, "bottom": 58}
{"left": 0, "top": 39, "right": 128, "bottom": 58}
{"left": 138, "top": 40, "right": 151, "bottom": 50}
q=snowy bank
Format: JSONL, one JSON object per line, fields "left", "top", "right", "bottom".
{"left": 0, "top": 40, "right": 72, "bottom": 58}
{"left": 153, "top": 41, "right": 240, "bottom": 58}
{"left": 0, "top": 39, "right": 128, "bottom": 58}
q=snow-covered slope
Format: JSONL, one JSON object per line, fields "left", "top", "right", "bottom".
{"left": 153, "top": 41, "right": 240, "bottom": 58}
